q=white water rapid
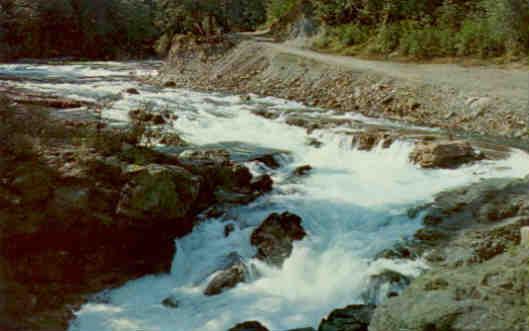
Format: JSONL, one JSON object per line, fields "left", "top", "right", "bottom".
{"left": 1, "top": 62, "right": 528, "bottom": 331}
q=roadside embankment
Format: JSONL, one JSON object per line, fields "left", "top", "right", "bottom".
{"left": 160, "top": 39, "right": 529, "bottom": 142}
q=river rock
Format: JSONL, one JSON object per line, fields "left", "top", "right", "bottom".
{"left": 125, "top": 88, "right": 140, "bottom": 95}
{"left": 179, "top": 149, "right": 230, "bottom": 167}
{"left": 409, "top": 140, "right": 483, "bottom": 169}
{"left": 164, "top": 81, "right": 177, "bottom": 88}
{"left": 250, "top": 212, "right": 306, "bottom": 267}
{"left": 224, "top": 223, "right": 236, "bottom": 237}
{"left": 293, "top": 165, "right": 312, "bottom": 176}
{"left": 204, "top": 253, "right": 247, "bottom": 296}
{"left": 362, "top": 269, "right": 411, "bottom": 304}
{"left": 228, "top": 321, "right": 269, "bottom": 331}
{"left": 252, "top": 154, "right": 280, "bottom": 169}
{"left": 319, "top": 304, "right": 376, "bottom": 331}
{"left": 158, "top": 132, "right": 187, "bottom": 146}
{"left": 117, "top": 164, "right": 201, "bottom": 220}
{"left": 161, "top": 296, "right": 180, "bottom": 308}
{"left": 251, "top": 174, "right": 273, "bottom": 192}
{"left": 351, "top": 131, "right": 394, "bottom": 151}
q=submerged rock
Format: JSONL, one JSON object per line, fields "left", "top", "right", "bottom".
{"left": 319, "top": 304, "right": 376, "bottom": 331}
{"left": 409, "top": 140, "right": 483, "bottom": 169}
{"left": 161, "top": 296, "right": 180, "bottom": 308}
{"left": 250, "top": 212, "right": 306, "bottom": 267}
{"left": 117, "top": 164, "right": 201, "bottom": 220}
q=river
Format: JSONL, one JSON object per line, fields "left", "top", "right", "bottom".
{"left": 1, "top": 62, "right": 528, "bottom": 331}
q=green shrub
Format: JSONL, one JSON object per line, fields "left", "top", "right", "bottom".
{"left": 266, "top": 0, "right": 299, "bottom": 24}
{"left": 398, "top": 21, "right": 457, "bottom": 58}
{"left": 335, "top": 24, "right": 370, "bottom": 46}
{"left": 456, "top": 18, "right": 503, "bottom": 57}
{"left": 369, "top": 23, "right": 401, "bottom": 55}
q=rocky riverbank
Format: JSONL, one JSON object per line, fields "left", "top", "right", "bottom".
{"left": 0, "top": 99, "right": 279, "bottom": 330}
{"left": 159, "top": 38, "right": 529, "bottom": 142}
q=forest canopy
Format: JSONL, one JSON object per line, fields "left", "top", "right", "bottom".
{"left": 1, "top": 0, "right": 527, "bottom": 60}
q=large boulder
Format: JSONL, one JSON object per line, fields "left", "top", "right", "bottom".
{"left": 250, "top": 212, "right": 306, "bottom": 267}
{"left": 117, "top": 164, "right": 201, "bottom": 221}
{"left": 409, "top": 140, "right": 483, "bottom": 169}
{"left": 318, "top": 304, "right": 376, "bottom": 331}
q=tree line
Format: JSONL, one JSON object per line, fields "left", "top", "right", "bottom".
{"left": 307, "top": 0, "right": 529, "bottom": 58}
{"left": 0, "top": 0, "right": 267, "bottom": 60}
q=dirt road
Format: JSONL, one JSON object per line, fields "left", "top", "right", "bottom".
{"left": 263, "top": 42, "right": 529, "bottom": 109}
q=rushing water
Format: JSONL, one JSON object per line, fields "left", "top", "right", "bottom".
{"left": 2, "top": 62, "right": 529, "bottom": 331}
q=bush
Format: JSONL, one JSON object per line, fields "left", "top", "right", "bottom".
{"left": 398, "top": 21, "right": 457, "bottom": 58}
{"left": 369, "top": 23, "right": 401, "bottom": 55}
{"left": 456, "top": 18, "right": 503, "bottom": 57}
{"left": 266, "top": 0, "right": 299, "bottom": 24}
{"left": 335, "top": 24, "right": 370, "bottom": 46}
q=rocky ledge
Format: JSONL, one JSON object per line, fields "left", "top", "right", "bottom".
{"left": 0, "top": 102, "right": 277, "bottom": 330}
{"left": 370, "top": 175, "right": 529, "bottom": 331}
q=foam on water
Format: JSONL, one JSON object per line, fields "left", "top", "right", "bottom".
{"left": 1, "top": 63, "right": 527, "bottom": 331}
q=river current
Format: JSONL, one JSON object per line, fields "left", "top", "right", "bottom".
{"left": 1, "top": 62, "right": 528, "bottom": 331}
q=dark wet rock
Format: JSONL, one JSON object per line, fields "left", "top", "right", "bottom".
{"left": 228, "top": 321, "right": 269, "bottom": 331}
{"left": 179, "top": 149, "right": 230, "bottom": 167}
{"left": 362, "top": 270, "right": 412, "bottom": 304}
{"left": 117, "top": 164, "right": 201, "bottom": 221}
{"left": 125, "top": 88, "right": 140, "bottom": 95}
{"left": 252, "top": 154, "right": 281, "bottom": 169}
{"left": 224, "top": 223, "right": 236, "bottom": 237}
{"left": 158, "top": 132, "right": 187, "bottom": 146}
{"left": 351, "top": 131, "right": 394, "bottom": 151}
{"left": 285, "top": 115, "right": 350, "bottom": 132}
{"left": 409, "top": 140, "right": 484, "bottom": 169}
{"left": 161, "top": 296, "right": 180, "bottom": 308}
{"left": 128, "top": 109, "right": 167, "bottom": 126}
{"left": 129, "top": 108, "right": 153, "bottom": 123}
{"left": 251, "top": 174, "right": 273, "bottom": 192}
{"left": 10, "top": 164, "right": 52, "bottom": 203}
{"left": 293, "top": 165, "right": 312, "bottom": 177}
{"left": 152, "top": 114, "right": 166, "bottom": 125}
{"left": 197, "top": 142, "right": 288, "bottom": 166}
{"left": 250, "top": 108, "right": 280, "bottom": 120}
{"left": 9, "top": 95, "right": 89, "bottom": 109}
{"left": 307, "top": 138, "right": 323, "bottom": 148}
{"left": 414, "top": 228, "right": 447, "bottom": 242}
{"left": 163, "top": 81, "right": 177, "bottom": 88}
{"left": 319, "top": 304, "right": 376, "bottom": 331}
{"left": 250, "top": 212, "right": 306, "bottom": 267}
{"left": 214, "top": 188, "right": 257, "bottom": 205}
{"left": 204, "top": 253, "right": 247, "bottom": 296}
